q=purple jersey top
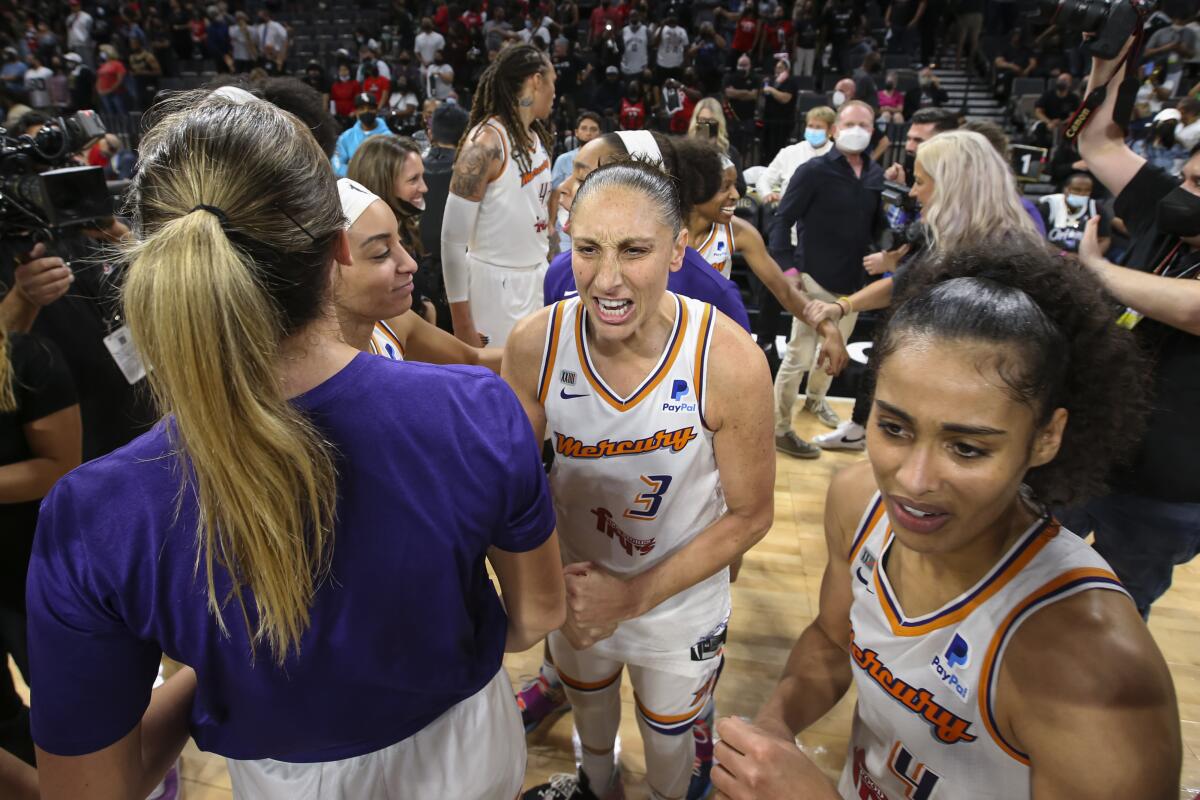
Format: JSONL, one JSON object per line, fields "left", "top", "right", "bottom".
{"left": 543, "top": 246, "right": 751, "bottom": 332}
{"left": 1021, "top": 196, "right": 1048, "bottom": 237}
{"left": 27, "top": 353, "right": 554, "bottom": 761}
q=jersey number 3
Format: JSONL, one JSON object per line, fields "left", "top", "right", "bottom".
{"left": 624, "top": 474, "right": 673, "bottom": 521}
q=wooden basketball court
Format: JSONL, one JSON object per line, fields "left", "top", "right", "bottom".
{"left": 12, "top": 400, "right": 1200, "bottom": 798}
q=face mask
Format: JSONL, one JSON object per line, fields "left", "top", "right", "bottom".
{"left": 1065, "top": 193, "right": 1089, "bottom": 211}
{"left": 835, "top": 125, "right": 871, "bottom": 154}
{"left": 1156, "top": 187, "right": 1200, "bottom": 237}
{"left": 1057, "top": 83, "right": 1070, "bottom": 93}
{"left": 831, "top": 90, "right": 846, "bottom": 107}
{"left": 359, "top": 112, "right": 377, "bottom": 127}
{"left": 885, "top": 81, "right": 895, "bottom": 90}
{"left": 804, "top": 127, "right": 827, "bottom": 147}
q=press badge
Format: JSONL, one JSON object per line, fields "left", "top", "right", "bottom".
{"left": 1116, "top": 307, "right": 1144, "bottom": 330}
{"left": 103, "top": 324, "right": 147, "bottom": 384}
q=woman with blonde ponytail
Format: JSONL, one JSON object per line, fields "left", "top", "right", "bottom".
{"left": 25, "top": 91, "right": 564, "bottom": 800}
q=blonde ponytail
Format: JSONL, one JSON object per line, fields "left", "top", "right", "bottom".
{"left": 123, "top": 92, "right": 346, "bottom": 665}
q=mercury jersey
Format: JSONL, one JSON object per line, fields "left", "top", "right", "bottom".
{"left": 367, "top": 320, "right": 405, "bottom": 361}
{"left": 467, "top": 117, "right": 552, "bottom": 268}
{"left": 539, "top": 293, "right": 729, "bottom": 672}
{"left": 837, "top": 493, "right": 1128, "bottom": 800}
{"left": 696, "top": 221, "right": 734, "bottom": 279}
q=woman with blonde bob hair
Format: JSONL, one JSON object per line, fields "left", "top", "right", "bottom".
{"left": 688, "top": 97, "right": 746, "bottom": 192}
{"left": 808, "top": 129, "right": 1046, "bottom": 326}
{"left": 912, "top": 129, "right": 1044, "bottom": 254}
{"left": 24, "top": 91, "right": 564, "bottom": 800}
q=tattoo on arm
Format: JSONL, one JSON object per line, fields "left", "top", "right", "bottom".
{"left": 449, "top": 138, "right": 504, "bottom": 201}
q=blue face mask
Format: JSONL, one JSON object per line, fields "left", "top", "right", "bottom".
{"left": 805, "top": 127, "right": 828, "bottom": 148}
{"left": 1065, "top": 193, "right": 1089, "bottom": 211}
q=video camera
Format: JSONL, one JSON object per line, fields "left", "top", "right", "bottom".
{"left": 880, "top": 180, "right": 927, "bottom": 251}
{"left": 1036, "top": 0, "right": 1158, "bottom": 59}
{"left": 0, "top": 110, "right": 112, "bottom": 241}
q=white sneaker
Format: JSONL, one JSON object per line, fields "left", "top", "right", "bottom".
{"left": 813, "top": 420, "right": 865, "bottom": 451}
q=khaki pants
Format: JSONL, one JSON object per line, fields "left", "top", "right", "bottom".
{"left": 773, "top": 274, "right": 858, "bottom": 436}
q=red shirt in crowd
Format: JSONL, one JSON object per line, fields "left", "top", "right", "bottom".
{"left": 589, "top": 4, "right": 623, "bottom": 38}
{"left": 433, "top": 3, "right": 451, "bottom": 32}
{"left": 762, "top": 19, "right": 793, "bottom": 54}
{"left": 669, "top": 92, "right": 696, "bottom": 134}
{"left": 460, "top": 11, "right": 484, "bottom": 31}
{"left": 87, "top": 142, "right": 108, "bottom": 168}
{"left": 731, "top": 17, "right": 760, "bottom": 52}
{"left": 619, "top": 97, "right": 646, "bottom": 130}
{"left": 330, "top": 78, "right": 361, "bottom": 117}
{"left": 96, "top": 59, "right": 127, "bottom": 94}
{"left": 363, "top": 75, "right": 390, "bottom": 107}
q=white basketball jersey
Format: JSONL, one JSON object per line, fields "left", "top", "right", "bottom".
{"left": 467, "top": 117, "right": 552, "bottom": 268}
{"left": 837, "top": 493, "right": 1127, "bottom": 800}
{"left": 367, "top": 320, "right": 405, "bottom": 361}
{"left": 696, "top": 222, "right": 735, "bottom": 279}
{"left": 539, "top": 293, "right": 730, "bottom": 671}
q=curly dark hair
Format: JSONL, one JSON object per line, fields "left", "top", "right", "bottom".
{"left": 599, "top": 131, "right": 723, "bottom": 220}
{"left": 463, "top": 44, "right": 553, "bottom": 174}
{"left": 874, "top": 243, "right": 1150, "bottom": 508}
{"left": 202, "top": 74, "right": 340, "bottom": 158}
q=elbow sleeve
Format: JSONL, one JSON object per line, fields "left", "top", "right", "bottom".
{"left": 441, "top": 193, "right": 481, "bottom": 304}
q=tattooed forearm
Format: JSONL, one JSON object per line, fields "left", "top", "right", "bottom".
{"left": 449, "top": 139, "right": 503, "bottom": 201}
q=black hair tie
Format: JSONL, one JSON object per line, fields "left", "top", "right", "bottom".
{"left": 191, "top": 204, "right": 230, "bottom": 228}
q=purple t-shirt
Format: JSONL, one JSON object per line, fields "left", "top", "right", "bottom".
{"left": 27, "top": 353, "right": 554, "bottom": 761}
{"left": 543, "top": 247, "right": 752, "bottom": 332}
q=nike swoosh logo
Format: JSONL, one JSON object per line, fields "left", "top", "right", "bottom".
{"left": 843, "top": 435, "right": 865, "bottom": 443}
{"left": 564, "top": 289, "right": 579, "bottom": 297}
{"left": 559, "top": 389, "right": 588, "bottom": 400}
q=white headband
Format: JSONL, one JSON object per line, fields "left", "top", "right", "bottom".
{"left": 719, "top": 153, "right": 735, "bottom": 171}
{"left": 615, "top": 130, "right": 662, "bottom": 164}
{"left": 337, "top": 178, "right": 382, "bottom": 228}
{"left": 210, "top": 85, "right": 258, "bottom": 104}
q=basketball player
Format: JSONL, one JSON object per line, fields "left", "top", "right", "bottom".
{"left": 712, "top": 244, "right": 1180, "bottom": 799}
{"left": 336, "top": 178, "right": 501, "bottom": 370}
{"left": 442, "top": 44, "right": 556, "bottom": 348}
{"left": 505, "top": 160, "right": 775, "bottom": 800}
{"left": 686, "top": 154, "right": 848, "bottom": 379}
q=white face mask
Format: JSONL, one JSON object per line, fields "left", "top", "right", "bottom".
{"left": 835, "top": 125, "right": 871, "bottom": 154}
{"left": 831, "top": 90, "right": 846, "bottom": 108}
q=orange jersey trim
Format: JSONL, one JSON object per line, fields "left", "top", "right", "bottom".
{"left": 976, "top": 566, "right": 1125, "bottom": 765}
{"left": 576, "top": 294, "right": 689, "bottom": 413}
{"left": 849, "top": 496, "right": 885, "bottom": 564}
{"left": 874, "top": 520, "right": 1061, "bottom": 637}
{"left": 368, "top": 320, "right": 406, "bottom": 360}
{"left": 633, "top": 693, "right": 706, "bottom": 725}
{"left": 537, "top": 302, "right": 566, "bottom": 405}
{"left": 557, "top": 666, "right": 623, "bottom": 693}
{"left": 693, "top": 303, "right": 715, "bottom": 430}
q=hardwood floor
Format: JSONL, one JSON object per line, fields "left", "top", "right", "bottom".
{"left": 13, "top": 400, "right": 1200, "bottom": 799}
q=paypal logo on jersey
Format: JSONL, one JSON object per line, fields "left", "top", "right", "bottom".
{"left": 663, "top": 380, "right": 697, "bottom": 413}
{"left": 929, "top": 633, "right": 971, "bottom": 702}
{"left": 945, "top": 634, "right": 969, "bottom": 668}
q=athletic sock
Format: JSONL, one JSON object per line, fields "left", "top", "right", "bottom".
{"left": 580, "top": 747, "right": 615, "bottom": 795}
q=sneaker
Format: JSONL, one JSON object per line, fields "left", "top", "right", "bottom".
{"left": 687, "top": 706, "right": 715, "bottom": 800}
{"left": 804, "top": 397, "right": 841, "bottom": 429}
{"left": 813, "top": 420, "right": 866, "bottom": 451}
{"left": 517, "top": 673, "right": 572, "bottom": 734}
{"left": 522, "top": 770, "right": 625, "bottom": 800}
{"left": 145, "top": 761, "right": 180, "bottom": 800}
{"left": 775, "top": 431, "right": 820, "bottom": 459}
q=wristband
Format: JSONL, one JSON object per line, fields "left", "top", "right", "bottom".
{"left": 783, "top": 268, "right": 800, "bottom": 277}
{"left": 837, "top": 295, "right": 854, "bottom": 315}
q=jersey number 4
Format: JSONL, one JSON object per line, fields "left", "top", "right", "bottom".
{"left": 624, "top": 474, "right": 673, "bottom": 521}
{"left": 887, "top": 742, "right": 941, "bottom": 800}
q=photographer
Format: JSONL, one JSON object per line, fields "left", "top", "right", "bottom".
{"left": 1068, "top": 32, "right": 1200, "bottom": 619}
